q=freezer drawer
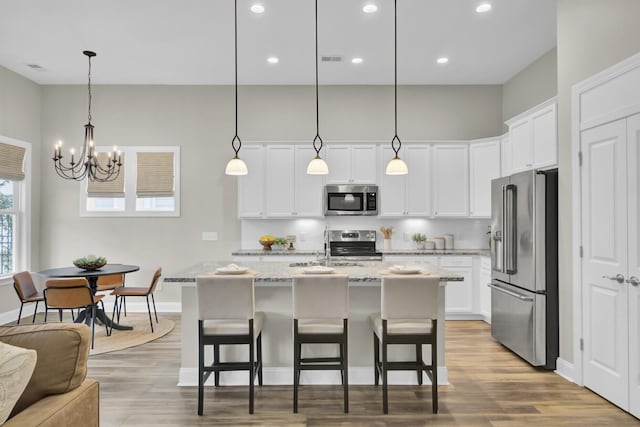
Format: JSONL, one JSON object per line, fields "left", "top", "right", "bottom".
{"left": 490, "top": 281, "right": 546, "bottom": 366}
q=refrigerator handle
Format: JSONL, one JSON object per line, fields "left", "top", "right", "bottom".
{"left": 504, "top": 184, "right": 517, "bottom": 274}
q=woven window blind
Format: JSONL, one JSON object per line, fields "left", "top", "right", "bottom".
{"left": 87, "top": 152, "right": 125, "bottom": 197}
{"left": 0, "top": 143, "right": 26, "bottom": 181}
{"left": 136, "top": 152, "right": 174, "bottom": 197}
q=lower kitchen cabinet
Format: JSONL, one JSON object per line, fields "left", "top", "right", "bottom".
{"left": 477, "top": 256, "right": 492, "bottom": 323}
{"left": 439, "top": 257, "right": 474, "bottom": 317}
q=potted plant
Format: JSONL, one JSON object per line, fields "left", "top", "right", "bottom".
{"left": 380, "top": 226, "right": 393, "bottom": 250}
{"left": 273, "top": 237, "right": 289, "bottom": 250}
{"left": 412, "top": 233, "right": 427, "bottom": 250}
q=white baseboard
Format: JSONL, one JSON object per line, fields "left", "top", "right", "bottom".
{"left": 555, "top": 357, "right": 576, "bottom": 383}
{"left": 178, "top": 366, "right": 448, "bottom": 387}
{"left": 445, "top": 313, "right": 483, "bottom": 320}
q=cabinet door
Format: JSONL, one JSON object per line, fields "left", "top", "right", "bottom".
{"left": 265, "top": 145, "right": 295, "bottom": 217}
{"left": 351, "top": 145, "right": 377, "bottom": 184}
{"left": 238, "top": 145, "right": 265, "bottom": 218}
{"left": 294, "top": 146, "right": 324, "bottom": 217}
{"left": 501, "top": 135, "right": 512, "bottom": 177}
{"left": 469, "top": 139, "right": 501, "bottom": 218}
{"left": 443, "top": 266, "right": 473, "bottom": 314}
{"left": 479, "top": 257, "right": 492, "bottom": 322}
{"left": 432, "top": 144, "right": 469, "bottom": 217}
{"left": 405, "top": 145, "right": 431, "bottom": 216}
{"left": 325, "top": 145, "right": 351, "bottom": 184}
{"left": 532, "top": 104, "right": 557, "bottom": 168}
{"left": 378, "top": 145, "right": 406, "bottom": 216}
{"left": 510, "top": 119, "right": 533, "bottom": 172}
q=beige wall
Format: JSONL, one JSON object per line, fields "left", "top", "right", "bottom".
{"left": 502, "top": 48, "right": 557, "bottom": 125}
{"left": 0, "top": 66, "right": 41, "bottom": 315}
{"left": 38, "top": 84, "right": 502, "bottom": 304}
{"left": 557, "top": 0, "right": 640, "bottom": 362}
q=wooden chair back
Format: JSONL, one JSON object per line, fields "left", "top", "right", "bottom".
{"left": 44, "top": 278, "right": 94, "bottom": 309}
{"left": 13, "top": 271, "right": 38, "bottom": 301}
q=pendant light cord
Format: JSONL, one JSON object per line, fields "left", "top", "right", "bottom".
{"left": 391, "top": 0, "right": 401, "bottom": 157}
{"left": 232, "top": 0, "right": 242, "bottom": 157}
{"left": 87, "top": 54, "right": 92, "bottom": 124}
{"left": 313, "top": 0, "right": 323, "bottom": 156}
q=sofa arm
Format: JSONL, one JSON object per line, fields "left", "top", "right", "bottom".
{"left": 0, "top": 323, "right": 91, "bottom": 417}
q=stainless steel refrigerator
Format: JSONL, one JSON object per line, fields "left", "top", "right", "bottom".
{"left": 490, "top": 169, "right": 558, "bottom": 369}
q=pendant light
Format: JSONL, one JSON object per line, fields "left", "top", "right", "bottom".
{"left": 225, "top": 0, "right": 248, "bottom": 175}
{"left": 385, "top": 0, "right": 408, "bottom": 175}
{"left": 306, "top": 0, "right": 329, "bottom": 175}
{"left": 52, "top": 51, "right": 122, "bottom": 182}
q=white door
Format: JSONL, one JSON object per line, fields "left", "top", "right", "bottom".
{"left": 265, "top": 145, "right": 295, "bottom": 217}
{"left": 325, "top": 145, "right": 351, "bottom": 184}
{"left": 405, "top": 145, "right": 431, "bottom": 216}
{"left": 469, "top": 139, "right": 501, "bottom": 218}
{"left": 350, "top": 145, "right": 377, "bottom": 184}
{"left": 581, "top": 119, "right": 629, "bottom": 410}
{"left": 378, "top": 145, "right": 406, "bottom": 217}
{"left": 237, "top": 145, "right": 265, "bottom": 218}
{"left": 293, "top": 146, "right": 324, "bottom": 217}
{"left": 432, "top": 144, "right": 469, "bottom": 217}
{"left": 626, "top": 114, "right": 640, "bottom": 418}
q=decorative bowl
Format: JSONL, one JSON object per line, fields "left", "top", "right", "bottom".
{"left": 259, "top": 239, "right": 274, "bottom": 251}
{"left": 73, "top": 255, "right": 107, "bottom": 271}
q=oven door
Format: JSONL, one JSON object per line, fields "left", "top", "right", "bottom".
{"left": 325, "top": 192, "right": 365, "bottom": 215}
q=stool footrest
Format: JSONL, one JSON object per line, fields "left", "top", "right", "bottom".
{"left": 300, "top": 357, "right": 341, "bottom": 363}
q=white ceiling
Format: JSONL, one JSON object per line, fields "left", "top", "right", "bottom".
{"left": 0, "top": 0, "right": 557, "bottom": 85}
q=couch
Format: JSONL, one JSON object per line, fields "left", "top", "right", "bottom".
{"left": 0, "top": 323, "right": 99, "bottom": 426}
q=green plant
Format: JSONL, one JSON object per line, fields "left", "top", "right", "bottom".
{"left": 273, "top": 237, "right": 288, "bottom": 247}
{"left": 412, "top": 233, "right": 427, "bottom": 243}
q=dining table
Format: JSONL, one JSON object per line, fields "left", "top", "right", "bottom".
{"left": 37, "top": 264, "right": 140, "bottom": 331}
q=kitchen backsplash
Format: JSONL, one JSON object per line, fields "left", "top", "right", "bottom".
{"left": 241, "top": 217, "right": 490, "bottom": 251}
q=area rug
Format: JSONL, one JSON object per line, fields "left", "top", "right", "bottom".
{"left": 89, "top": 313, "right": 174, "bottom": 356}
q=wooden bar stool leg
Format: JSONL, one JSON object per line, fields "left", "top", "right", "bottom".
{"left": 213, "top": 344, "right": 220, "bottom": 386}
{"left": 249, "top": 320, "right": 255, "bottom": 414}
{"left": 416, "top": 344, "right": 423, "bottom": 385}
{"left": 293, "top": 321, "right": 299, "bottom": 414}
{"left": 257, "top": 333, "right": 263, "bottom": 386}
{"left": 373, "top": 332, "right": 380, "bottom": 386}
{"left": 432, "top": 324, "right": 438, "bottom": 414}
{"left": 197, "top": 321, "right": 204, "bottom": 416}
{"left": 343, "top": 319, "right": 349, "bottom": 413}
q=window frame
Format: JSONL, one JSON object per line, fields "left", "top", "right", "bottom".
{"left": 80, "top": 146, "right": 180, "bottom": 218}
{"left": 0, "top": 135, "right": 31, "bottom": 283}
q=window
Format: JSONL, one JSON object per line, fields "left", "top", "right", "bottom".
{"left": 0, "top": 136, "right": 30, "bottom": 279}
{"left": 81, "top": 146, "right": 180, "bottom": 217}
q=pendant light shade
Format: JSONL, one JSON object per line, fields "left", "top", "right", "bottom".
{"left": 385, "top": 0, "right": 408, "bottom": 176}
{"left": 306, "top": 0, "right": 329, "bottom": 175}
{"left": 225, "top": 0, "right": 247, "bottom": 176}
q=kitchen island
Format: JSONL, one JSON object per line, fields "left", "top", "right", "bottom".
{"left": 165, "top": 260, "right": 461, "bottom": 387}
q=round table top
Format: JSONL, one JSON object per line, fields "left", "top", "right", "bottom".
{"left": 38, "top": 264, "right": 140, "bottom": 278}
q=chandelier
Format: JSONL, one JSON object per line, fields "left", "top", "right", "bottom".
{"left": 52, "top": 51, "right": 122, "bottom": 182}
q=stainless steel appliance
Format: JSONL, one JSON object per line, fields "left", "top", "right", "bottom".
{"left": 324, "top": 185, "right": 378, "bottom": 216}
{"left": 490, "top": 169, "right": 558, "bottom": 369}
{"left": 325, "top": 229, "right": 383, "bottom": 260}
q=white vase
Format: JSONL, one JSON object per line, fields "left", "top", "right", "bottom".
{"left": 383, "top": 239, "right": 392, "bottom": 251}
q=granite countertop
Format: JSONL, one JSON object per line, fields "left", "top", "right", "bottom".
{"left": 165, "top": 260, "right": 462, "bottom": 284}
{"left": 232, "top": 249, "right": 490, "bottom": 257}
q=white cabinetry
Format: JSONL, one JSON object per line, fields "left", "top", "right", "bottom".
{"left": 378, "top": 145, "right": 431, "bottom": 217}
{"left": 264, "top": 145, "right": 324, "bottom": 218}
{"left": 440, "top": 256, "right": 474, "bottom": 316}
{"left": 469, "top": 138, "right": 501, "bottom": 218}
{"left": 477, "top": 256, "right": 491, "bottom": 323}
{"left": 506, "top": 98, "right": 557, "bottom": 173}
{"left": 500, "top": 134, "right": 512, "bottom": 177}
{"left": 238, "top": 145, "right": 266, "bottom": 218}
{"left": 326, "top": 144, "right": 377, "bottom": 184}
{"left": 432, "top": 144, "right": 469, "bottom": 217}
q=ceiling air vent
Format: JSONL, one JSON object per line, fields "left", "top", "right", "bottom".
{"left": 321, "top": 55, "right": 343, "bottom": 63}
{"left": 26, "top": 63, "right": 45, "bottom": 71}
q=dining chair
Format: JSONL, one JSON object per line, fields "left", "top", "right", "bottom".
{"left": 292, "top": 274, "right": 349, "bottom": 413}
{"left": 110, "top": 268, "right": 161, "bottom": 333}
{"left": 196, "top": 274, "right": 264, "bottom": 415}
{"left": 12, "top": 271, "right": 45, "bottom": 324}
{"left": 96, "top": 264, "right": 127, "bottom": 317}
{"left": 44, "top": 278, "right": 108, "bottom": 349}
{"left": 369, "top": 275, "right": 440, "bottom": 414}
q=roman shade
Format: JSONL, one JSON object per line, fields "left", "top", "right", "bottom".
{"left": 86, "top": 153, "right": 125, "bottom": 197}
{"left": 136, "top": 152, "right": 174, "bottom": 198}
{"left": 0, "top": 143, "right": 26, "bottom": 181}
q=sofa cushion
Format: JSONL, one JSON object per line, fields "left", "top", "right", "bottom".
{"left": 0, "top": 342, "right": 37, "bottom": 424}
{"left": 0, "top": 323, "right": 90, "bottom": 417}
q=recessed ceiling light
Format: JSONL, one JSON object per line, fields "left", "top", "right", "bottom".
{"left": 475, "top": 3, "right": 492, "bottom": 13}
{"left": 363, "top": 4, "right": 378, "bottom": 13}
{"left": 437, "top": 57, "right": 449, "bottom": 64}
{"left": 267, "top": 56, "right": 279, "bottom": 64}
{"left": 250, "top": 4, "right": 264, "bottom": 13}
{"left": 351, "top": 57, "right": 363, "bottom": 64}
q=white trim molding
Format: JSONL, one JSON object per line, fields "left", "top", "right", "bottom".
{"left": 555, "top": 357, "right": 576, "bottom": 384}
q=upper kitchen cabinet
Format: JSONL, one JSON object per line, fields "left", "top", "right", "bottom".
{"left": 505, "top": 98, "right": 557, "bottom": 173}
{"left": 264, "top": 145, "right": 324, "bottom": 218}
{"left": 500, "top": 134, "right": 512, "bottom": 177}
{"left": 469, "top": 138, "right": 501, "bottom": 218}
{"left": 378, "top": 144, "right": 431, "bottom": 217}
{"left": 432, "top": 144, "right": 469, "bottom": 217}
{"left": 237, "top": 145, "right": 266, "bottom": 218}
{"left": 325, "top": 144, "right": 377, "bottom": 184}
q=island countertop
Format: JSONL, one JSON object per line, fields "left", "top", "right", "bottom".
{"left": 164, "top": 260, "right": 462, "bottom": 284}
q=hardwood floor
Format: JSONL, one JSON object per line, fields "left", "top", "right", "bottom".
{"left": 88, "top": 316, "right": 638, "bottom": 426}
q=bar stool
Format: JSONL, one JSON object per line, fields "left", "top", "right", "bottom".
{"left": 196, "top": 275, "right": 264, "bottom": 415}
{"left": 292, "top": 274, "right": 349, "bottom": 413}
{"left": 369, "top": 275, "right": 439, "bottom": 414}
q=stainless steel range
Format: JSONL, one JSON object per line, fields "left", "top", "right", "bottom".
{"left": 325, "top": 230, "right": 383, "bottom": 261}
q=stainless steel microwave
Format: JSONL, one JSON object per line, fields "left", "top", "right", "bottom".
{"left": 324, "top": 185, "right": 378, "bottom": 216}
